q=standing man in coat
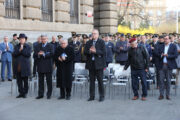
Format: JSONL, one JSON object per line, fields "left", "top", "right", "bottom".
{"left": 33, "top": 36, "right": 41, "bottom": 77}
{"left": 124, "top": 38, "right": 149, "bottom": 101}
{"left": 84, "top": 29, "right": 106, "bottom": 102}
{"left": 33, "top": 35, "right": 54, "bottom": 99}
{"left": 13, "top": 34, "right": 32, "bottom": 98}
{"left": 55, "top": 39, "right": 74, "bottom": 100}
{"left": 69, "top": 34, "right": 81, "bottom": 63}
{"left": 0, "top": 36, "right": 14, "bottom": 81}
{"left": 104, "top": 34, "right": 115, "bottom": 66}
{"left": 11, "top": 34, "right": 19, "bottom": 79}
{"left": 115, "top": 34, "right": 128, "bottom": 65}
{"left": 158, "top": 35, "right": 178, "bottom": 100}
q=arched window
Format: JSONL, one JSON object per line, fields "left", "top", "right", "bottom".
{"left": 5, "top": 0, "right": 20, "bottom": 19}
{"left": 41, "top": 0, "right": 52, "bottom": 22}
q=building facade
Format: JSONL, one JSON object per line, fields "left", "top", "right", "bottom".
{"left": 0, "top": 0, "right": 118, "bottom": 41}
{"left": 145, "top": 0, "right": 167, "bottom": 27}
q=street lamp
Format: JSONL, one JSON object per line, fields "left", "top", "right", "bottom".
{"left": 176, "top": 9, "right": 179, "bottom": 33}
{"left": 173, "top": 6, "right": 180, "bottom": 33}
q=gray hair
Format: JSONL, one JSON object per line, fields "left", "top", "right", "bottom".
{"left": 4, "top": 36, "right": 8, "bottom": 39}
{"left": 61, "top": 39, "right": 68, "bottom": 43}
{"left": 41, "top": 34, "right": 47, "bottom": 38}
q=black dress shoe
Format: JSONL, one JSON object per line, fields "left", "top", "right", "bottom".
{"left": 166, "top": 96, "right": 171, "bottom": 100}
{"left": 87, "top": 97, "right": 95, "bottom": 101}
{"left": 16, "top": 94, "right": 24, "bottom": 98}
{"left": 47, "top": 96, "right": 51, "bottom": 99}
{"left": 23, "top": 94, "right": 27, "bottom": 98}
{"left": 8, "top": 79, "right": 12, "bottom": 81}
{"left": 58, "top": 96, "right": 65, "bottom": 100}
{"left": 36, "top": 96, "right": 43, "bottom": 99}
{"left": 158, "top": 95, "right": 164, "bottom": 100}
{"left": 99, "top": 97, "right": 105, "bottom": 102}
{"left": 66, "top": 96, "right": 71, "bottom": 100}
{"left": 2, "top": 79, "right": 5, "bottom": 82}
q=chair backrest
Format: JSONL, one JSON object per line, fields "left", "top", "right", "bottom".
{"left": 114, "top": 68, "right": 130, "bottom": 78}
{"left": 149, "top": 67, "right": 155, "bottom": 74}
{"left": 108, "top": 63, "right": 122, "bottom": 71}
{"left": 172, "top": 69, "right": 176, "bottom": 74}
{"left": 75, "top": 63, "right": 86, "bottom": 70}
{"left": 108, "top": 63, "right": 115, "bottom": 69}
{"left": 74, "top": 69, "right": 89, "bottom": 76}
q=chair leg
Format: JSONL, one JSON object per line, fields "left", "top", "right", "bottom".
{"left": 108, "top": 83, "right": 111, "bottom": 99}
{"left": 73, "top": 83, "right": 75, "bottom": 96}
{"left": 80, "top": 85, "right": 83, "bottom": 99}
{"left": 16, "top": 82, "right": 18, "bottom": 95}
{"left": 125, "top": 86, "right": 127, "bottom": 100}
{"left": 11, "top": 81, "right": 13, "bottom": 96}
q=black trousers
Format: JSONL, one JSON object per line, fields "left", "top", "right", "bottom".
{"left": 16, "top": 72, "right": 28, "bottom": 95}
{"left": 89, "top": 63, "right": 104, "bottom": 98}
{"left": 38, "top": 72, "right": 52, "bottom": 97}
{"left": 60, "top": 87, "right": 71, "bottom": 97}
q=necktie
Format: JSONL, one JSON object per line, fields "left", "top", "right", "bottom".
{"left": 93, "top": 40, "right": 96, "bottom": 46}
{"left": 92, "top": 41, "right": 96, "bottom": 61}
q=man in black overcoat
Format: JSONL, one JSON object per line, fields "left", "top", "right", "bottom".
{"left": 13, "top": 33, "right": 32, "bottom": 98}
{"left": 54, "top": 39, "right": 74, "bottom": 100}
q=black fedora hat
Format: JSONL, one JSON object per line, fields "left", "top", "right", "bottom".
{"left": 18, "top": 33, "right": 27, "bottom": 39}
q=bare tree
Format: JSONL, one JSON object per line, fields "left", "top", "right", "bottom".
{"left": 117, "top": 0, "right": 150, "bottom": 27}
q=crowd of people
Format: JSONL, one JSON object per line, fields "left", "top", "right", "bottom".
{"left": 0, "top": 29, "right": 180, "bottom": 102}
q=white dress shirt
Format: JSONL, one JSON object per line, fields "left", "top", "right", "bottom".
{"left": 163, "top": 43, "right": 170, "bottom": 63}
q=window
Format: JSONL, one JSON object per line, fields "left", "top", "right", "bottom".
{"left": 70, "top": 0, "right": 79, "bottom": 24}
{"left": 41, "top": 0, "right": 52, "bottom": 22}
{"left": 5, "top": 0, "right": 20, "bottom": 19}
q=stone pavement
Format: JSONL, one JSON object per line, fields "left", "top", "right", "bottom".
{"left": 0, "top": 81, "right": 180, "bottom": 120}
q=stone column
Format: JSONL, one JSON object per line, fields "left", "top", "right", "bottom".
{"left": 94, "top": 0, "right": 100, "bottom": 30}
{"left": 99, "top": 0, "right": 118, "bottom": 34}
{"left": 80, "top": 0, "right": 94, "bottom": 25}
{"left": 0, "top": 0, "right": 5, "bottom": 18}
{"left": 23, "top": 0, "right": 41, "bottom": 20}
{"left": 55, "top": 0, "right": 70, "bottom": 23}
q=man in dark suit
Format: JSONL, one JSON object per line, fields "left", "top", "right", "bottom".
{"left": 33, "top": 35, "right": 54, "bottom": 99}
{"left": 13, "top": 33, "right": 32, "bottom": 98}
{"left": 158, "top": 35, "right": 178, "bottom": 100}
{"left": 69, "top": 34, "right": 81, "bottom": 63}
{"left": 84, "top": 29, "right": 106, "bottom": 102}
